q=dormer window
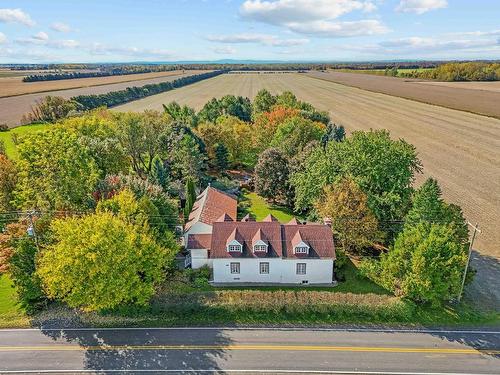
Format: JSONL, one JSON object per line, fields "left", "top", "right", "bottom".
{"left": 254, "top": 244, "right": 267, "bottom": 252}
{"left": 294, "top": 246, "right": 309, "bottom": 254}
{"left": 227, "top": 243, "right": 242, "bottom": 252}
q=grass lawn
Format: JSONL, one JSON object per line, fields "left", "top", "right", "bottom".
{"left": 0, "top": 123, "right": 51, "bottom": 160}
{"left": 239, "top": 192, "right": 295, "bottom": 223}
{"left": 0, "top": 274, "right": 29, "bottom": 328}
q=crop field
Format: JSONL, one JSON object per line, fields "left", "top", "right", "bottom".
{"left": 413, "top": 80, "right": 500, "bottom": 93}
{"left": 0, "top": 70, "right": 198, "bottom": 98}
{"left": 307, "top": 71, "right": 500, "bottom": 119}
{"left": 116, "top": 72, "right": 500, "bottom": 307}
{"left": 0, "top": 70, "right": 210, "bottom": 126}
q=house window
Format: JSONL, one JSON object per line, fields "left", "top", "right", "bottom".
{"left": 260, "top": 262, "right": 269, "bottom": 274}
{"left": 254, "top": 244, "right": 267, "bottom": 252}
{"left": 294, "top": 246, "right": 309, "bottom": 254}
{"left": 296, "top": 263, "right": 307, "bottom": 275}
{"left": 230, "top": 262, "right": 240, "bottom": 274}
{"left": 228, "top": 244, "right": 242, "bottom": 252}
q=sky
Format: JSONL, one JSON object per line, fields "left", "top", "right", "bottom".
{"left": 0, "top": 0, "right": 499, "bottom": 63}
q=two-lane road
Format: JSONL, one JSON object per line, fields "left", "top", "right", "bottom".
{"left": 0, "top": 327, "right": 499, "bottom": 374}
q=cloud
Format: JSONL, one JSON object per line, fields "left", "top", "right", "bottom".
{"left": 395, "top": 0, "right": 447, "bottom": 15}
{"left": 240, "top": 0, "right": 376, "bottom": 24}
{"left": 206, "top": 32, "right": 308, "bottom": 46}
{"left": 287, "top": 20, "right": 389, "bottom": 37}
{"left": 212, "top": 46, "right": 237, "bottom": 54}
{"left": 0, "top": 32, "right": 7, "bottom": 44}
{"left": 337, "top": 31, "right": 500, "bottom": 58}
{"left": 33, "top": 31, "right": 49, "bottom": 41}
{"left": 89, "top": 43, "right": 174, "bottom": 58}
{"left": 239, "top": 0, "right": 386, "bottom": 38}
{"left": 0, "top": 8, "right": 35, "bottom": 26}
{"left": 15, "top": 34, "right": 79, "bottom": 49}
{"left": 50, "top": 22, "right": 72, "bottom": 33}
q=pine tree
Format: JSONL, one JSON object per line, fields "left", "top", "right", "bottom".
{"left": 214, "top": 143, "right": 229, "bottom": 173}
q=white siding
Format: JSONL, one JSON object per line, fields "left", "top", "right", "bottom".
{"left": 212, "top": 258, "right": 334, "bottom": 284}
{"left": 190, "top": 249, "right": 211, "bottom": 269}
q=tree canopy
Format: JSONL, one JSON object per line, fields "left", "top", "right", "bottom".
{"left": 37, "top": 212, "right": 173, "bottom": 311}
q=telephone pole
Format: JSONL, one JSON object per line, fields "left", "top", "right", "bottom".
{"left": 458, "top": 222, "right": 481, "bottom": 302}
{"left": 26, "top": 210, "right": 40, "bottom": 250}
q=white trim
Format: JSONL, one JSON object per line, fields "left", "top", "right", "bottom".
{"left": 227, "top": 240, "right": 242, "bottom": 253}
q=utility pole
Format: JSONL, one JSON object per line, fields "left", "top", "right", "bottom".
{"left": 458, "top": 222, "right": 481, "bottom": 302}
{"left": 26, "top": 210, "right": 40, "bottom": 250}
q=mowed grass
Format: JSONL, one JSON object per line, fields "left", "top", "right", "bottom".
{"left": 239, "top": 192, "right": 295, "bottom": 223}
{"left": 0, "top": 123, "right": 51, "bottom": 159}
{"left": 0, "top": 274, "right": 29, "bottom": 328}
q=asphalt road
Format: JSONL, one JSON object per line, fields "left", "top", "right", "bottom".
{"left": 0, "top": 327, "right": 499, "bottom": 374}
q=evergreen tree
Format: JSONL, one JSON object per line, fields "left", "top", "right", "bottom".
{"left": 184, "top": 177, "right": 197, "bottom": 222}
{"left": 214, "top": 143, "right": 229, "bottom": 173}
{"left": 150, "top": 156, "right": 170, "bottom": 191}
{"left": 321, "top": 123, "right": 345, "bottom": 147}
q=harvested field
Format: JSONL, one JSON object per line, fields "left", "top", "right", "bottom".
{"left": 306, "top": 71, "right": 500, "bottom": 119}
{"left": 413, "top": 80, "right": 500, "bottom": 93}
{"left": 0, "top": 70, "right": 210, "bottom": 126}
{"left": 116, "top": 73, "right": 500, "bottom": 308}
{"left": 0, "top": 70, "right": 199, "bottom": 98}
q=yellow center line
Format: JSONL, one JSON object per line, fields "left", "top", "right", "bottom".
{"left": 0, "top": 345, "right": 497, "bottom": 354}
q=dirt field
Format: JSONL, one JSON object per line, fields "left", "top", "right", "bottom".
{"left": 0, "top": 70, "right": 209, "bottom": 126}
{"left": 306, "top": 71, "right": 500, "bottom": 119}
{"left": 413, "top": 80, "right": 500, "bottom": 93}
{"left": 116, "top": 73, "right": 500, "bottom": 308}
{"left": 0, "top": 70, "right": 205, "bottom": 98}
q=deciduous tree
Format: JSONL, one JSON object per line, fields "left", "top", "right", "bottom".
{"left": 315, "top": 178, "right": 382, "bottom": 255}
{"left": 14, "top": 128, "right": 99, "bottom": 210}
{"left": 254, "top": 148, "right": 293, "bottom": 204}
{"left": 37, "top": 212, "right": 173, "bottom": 311}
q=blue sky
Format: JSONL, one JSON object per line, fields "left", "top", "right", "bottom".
{"left": 0, "top": 0, "right": 499, "bottom": 63}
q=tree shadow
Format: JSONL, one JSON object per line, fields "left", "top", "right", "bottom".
{"left": 465, "top": 250, "right": 500, "bottom": 311}
{"left": 39, "top": 325, "right": 231, "bottom": 373}
{"left": 38, "top": 302, "right": 231, "bottom": 374}
{"left": 427, "top": 329, "right": 500, "bottom": 359}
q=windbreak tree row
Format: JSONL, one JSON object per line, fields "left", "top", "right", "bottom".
{"left": 71, "top": 70, "right": 225, "bottom": 110}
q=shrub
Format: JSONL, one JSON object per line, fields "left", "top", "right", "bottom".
{"left": 0, "top": 124, "right": 8, "bottom": 132}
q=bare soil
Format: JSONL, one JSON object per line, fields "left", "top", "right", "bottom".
{"left": 0, "top": 71, "right": 209, "bottom": 126}
{"left": 307, "top": 71, "right": 500, "bottom": 119}
{"left": 116, "top": 73, "right": 500, "bottom": 309}
{"left": 0, "top": 70, "right": 198, "bottom": 98}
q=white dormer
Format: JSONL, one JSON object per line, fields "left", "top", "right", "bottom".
{"left": 291, "top": 230, "right": 309, "bottom": 255}
{"left": 253, "top": 239, "right": 268, "bottom": 253}
{"left": 294, "top": 241, "right": 310, "bottom": 254}
{"left": 227, "top": 240, "right": 242, "bottom": 252}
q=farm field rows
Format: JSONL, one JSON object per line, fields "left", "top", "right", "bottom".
{"left": 115, "top": 72, "right": 500, "bottom": 308}
{"left": 306, "top": 71, "right": 500, "bottom": 119}
{"left": 0, "top": 70, "right": 199, "bottom": 98}
{"left": 413, "top": 80, "right": 500, "bottom": 93}
{"left": 0, "top": 70, "right": 210, "bottom": 126}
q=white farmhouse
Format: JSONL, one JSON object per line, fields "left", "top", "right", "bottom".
{"left": 185, "top": 187, "right": 336, "bottom": 285}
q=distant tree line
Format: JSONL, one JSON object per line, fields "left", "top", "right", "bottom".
{"left": 22, "top": 68, "right": 158, "bottom": 82}
{"left": 400, "top": 62, "right": 500, "bottom": 81}
{"left": 72, "top": 70, "right": 225, "bottom": 110}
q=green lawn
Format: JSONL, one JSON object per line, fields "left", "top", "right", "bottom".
{"left": 0, "top": 123, "right": 51, "bottom": 160}
{"left": 239, "top": 192, "right": 295, "bottom": 223}
{"left": 0, "top": 274, "right": 29, "bottom": 328}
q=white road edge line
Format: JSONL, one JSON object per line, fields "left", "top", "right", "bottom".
{"left": 1, "top": 327, "right": 499, "bottom": 334}
{"left": 0, "top": 370, "right": 493, "bottom": 375}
